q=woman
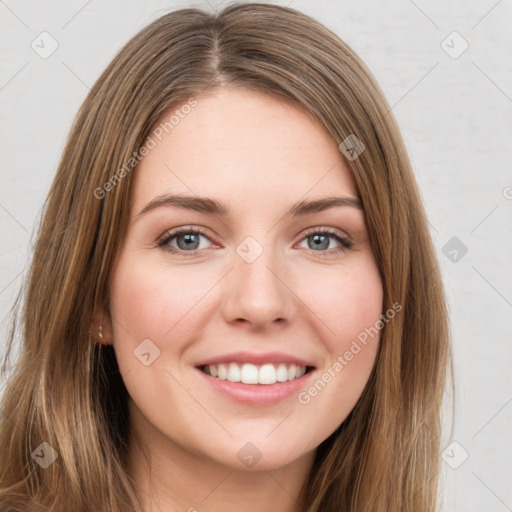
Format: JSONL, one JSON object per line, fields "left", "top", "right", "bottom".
{"left": 0, "top": 3, "right": 451, "bottom": 511}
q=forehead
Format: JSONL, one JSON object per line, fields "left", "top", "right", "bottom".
{"left": 131, "top": 87, "right": 358, "bottom": 213}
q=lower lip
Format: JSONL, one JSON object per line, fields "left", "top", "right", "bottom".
{"left": 195, "top": 367, "right": 316, "bottom": 406}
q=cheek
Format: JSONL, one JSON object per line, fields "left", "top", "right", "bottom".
{"left": 110, "top": 253, "right": 209, "bottom": 336}
{"left": 108, "top": 253, "right": 215, "bottom": 413}
{"left": 302, "top": 256, "right": 383, "bottom": 352}
{"left": 294, "top": 257, "right": 382, "bottom": 415}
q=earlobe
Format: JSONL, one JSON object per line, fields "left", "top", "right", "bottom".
{"left": 98, "top": 324, "right": 105, "bottom": 342}
{"left": 91, "top": 306, "right": 113, "bottom": 345}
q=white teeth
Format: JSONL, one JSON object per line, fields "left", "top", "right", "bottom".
{"left": 227, "top": 362, "right": 241, "bottom": 382}
{"left": 258, "top": 364, "right": 276, "bottom": 385}
{"left": 240, "top": 363, "right": 259, "bottom": 384}
{"left": 217, "top": 363, "right": 228, "bottom": 380}
{"left": 276, "top": 364, "right": 289, "bottom": 382}
{"left": 202, "top": 362, "right": 308, "bottom": 384}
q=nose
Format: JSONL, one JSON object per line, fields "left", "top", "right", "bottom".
{"left": 220, "top": 245, "right": 296, "bottom": 331}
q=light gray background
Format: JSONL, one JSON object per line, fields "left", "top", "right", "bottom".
{"left": 1, "top": 1, "right": 511, "bottom": 510}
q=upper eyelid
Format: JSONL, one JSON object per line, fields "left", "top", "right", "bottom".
{"left": 159, "top": 226, "right": 216, "bottom": 243}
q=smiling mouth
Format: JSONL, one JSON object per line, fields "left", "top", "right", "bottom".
{"left": 198, "top": 362, "right": 314, "bottom": 385}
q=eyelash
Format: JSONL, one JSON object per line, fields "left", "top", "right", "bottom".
{"left": 157, "top": 226, "right": 353, "bottom": 256}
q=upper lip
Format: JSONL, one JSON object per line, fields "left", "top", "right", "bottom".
{"left": 194, "top": 351, "right": 316, "bottom": 368}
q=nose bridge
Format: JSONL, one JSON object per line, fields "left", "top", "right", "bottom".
{"left": 222, "top": 233, "right": 295, "bottom": 328}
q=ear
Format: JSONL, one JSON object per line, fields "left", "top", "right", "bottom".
{"left": 91, "top": 303, "right": 114, "bottom": 346}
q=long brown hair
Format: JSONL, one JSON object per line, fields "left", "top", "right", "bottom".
{"left": 0, "top": 3, "right": 451, "bottom": 511}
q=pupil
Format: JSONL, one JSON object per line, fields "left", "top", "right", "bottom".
{"left": 311, "top": 234, "right": 328, "bottom": 250}
{"left": 178, "top": 233, "right": 199, "bottom": 250}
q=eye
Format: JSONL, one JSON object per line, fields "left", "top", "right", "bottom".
{"left": 157, "top": 227, "right": 215, "bottom": 254}
{"left": 297, "top": 227, "right": 352, "bottom": 254}
{"left": 157, "top": 226, "right": 352, "bottom": 256}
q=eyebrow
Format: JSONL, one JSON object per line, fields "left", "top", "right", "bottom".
{"left": 137, "top": 193, "right": 363, "bottom": 218}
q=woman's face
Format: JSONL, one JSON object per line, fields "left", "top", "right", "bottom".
{"left": 108, "top": 87, "right": 383, "bottom": 472}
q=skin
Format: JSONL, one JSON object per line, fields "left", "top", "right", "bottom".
{"left": 99, "top": 87, "right": 383, "bottom": 512}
